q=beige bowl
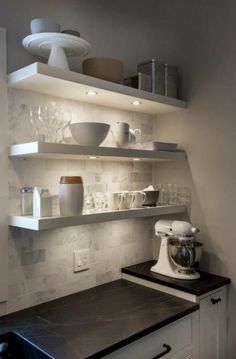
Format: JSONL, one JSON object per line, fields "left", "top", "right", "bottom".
{"left": 82, "top": 57, "right": 124, "bottom": 83}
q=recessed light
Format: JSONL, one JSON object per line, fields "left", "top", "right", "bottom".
{"left": 133, "top": 158, "right": 141, "bottom": 161}
{"left": 89, "top": 156, "right": 98, "bottom": 159}
{"left": 131, "top": 100, "right": 142, "bottom": 106}
{"left": 86, "top": 91, "right": 98, "bottom": 96}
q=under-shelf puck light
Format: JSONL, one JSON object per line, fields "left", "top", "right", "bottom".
{"left": 131, "top": 100, "right": 142, "bottom": 106}
{"left": 86, "top": 91, "right": 98, "bottom": 96}
{"left": 89, "top": 156, "right": 98, "bottom": 159}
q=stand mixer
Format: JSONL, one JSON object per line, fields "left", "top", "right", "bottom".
{"left": 151, "top": 220, "right": 203, "bottom": 280}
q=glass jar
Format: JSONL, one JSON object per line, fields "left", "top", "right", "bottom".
{"left": 20, "top": 187, "right": 34, "bottom": 215}
{"left": 157, "top": 184, "right": 170, "bottom": 205}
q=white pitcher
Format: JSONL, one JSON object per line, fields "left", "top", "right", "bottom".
{"left": 112, "top": 122, "right": 142, "bottom": 148}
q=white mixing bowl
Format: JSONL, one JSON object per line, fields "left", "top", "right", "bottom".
{"left": 69, "top": 122, "right": 110, "bottom": 146}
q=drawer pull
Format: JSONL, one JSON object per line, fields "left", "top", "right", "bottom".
{"left": 152, "top": 344, "right": 172, "bottom": 359}
{"left": 211, "top": 297, "right": 222, "bottom": 304}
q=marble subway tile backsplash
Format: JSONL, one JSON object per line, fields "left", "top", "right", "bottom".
{"left": 4, "top": 88, "right": 155, "bottom": 314}
{"left": 20, "top": 249, "right": 46, "bottom": 266}
{"left": 8, "top": 219, "right": 154, "bottom": 313}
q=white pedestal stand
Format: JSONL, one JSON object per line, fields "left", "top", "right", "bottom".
{"left": 48, "top": 45, "right": 69, "bottom": 70}
{"left": 23, "top": 33, "right": 91, "bottom": 70}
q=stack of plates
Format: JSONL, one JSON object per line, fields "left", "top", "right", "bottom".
{"left": 145, "top": 141, "right": 178, "bottom": 151}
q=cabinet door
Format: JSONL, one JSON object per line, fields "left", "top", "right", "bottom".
{"left": 104, "top": 316, "right": 192, "bottom": 359}
{"left": 169, "top": 350, "right": 192, "bottom": 359}
{"left": 200, "top": 287, "right": 227, "bottom": 359}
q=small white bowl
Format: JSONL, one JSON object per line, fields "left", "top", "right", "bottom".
{"left": 63, "top": 136, "right": 76, "bottom": 144}
{"left": 30, "top": 18, "right": 60, "bottom": 34}
{"left": 69, "top": 122, "right": 110, "bottom": 146}
{"left": 146, "top": 141, "right": 178, "bottom": 151}
{"left": 143, "top": 190, "right": 160, "bottom": 206}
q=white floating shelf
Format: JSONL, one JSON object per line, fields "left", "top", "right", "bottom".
{"left": 9, "top": 142, "right": 186, "bottom": 162}
{"left": 9, "top": 205, "right": 186, "bottom": 231}
{"left": 8, "top": 62, "right": 187, "bottom": 115}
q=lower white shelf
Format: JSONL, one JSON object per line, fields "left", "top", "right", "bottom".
{"left": 9, "top": 205, "right": 186, "bottom": 231}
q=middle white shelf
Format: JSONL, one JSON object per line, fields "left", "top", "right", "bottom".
{"left": 9, "top": 205, "right": 186, "bottom": 231}
{"left": 9, "top": 142, "right": 186, "bottom": 161}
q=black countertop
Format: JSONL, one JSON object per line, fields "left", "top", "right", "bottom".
{"left": 122, "top": 260, "right": 230, "bottom": 296}
{"left": 0, "top": 279, "right": 198, "bottom": 359}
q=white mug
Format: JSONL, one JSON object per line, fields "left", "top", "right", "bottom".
{"left": 107, "top": 192, "right": 124, "bottom": 210}
{"left": 119, "top": 191, "right": 133, "bottom": 210}
{"left": 129, "top": 191, "right": 146, "bottom": 209}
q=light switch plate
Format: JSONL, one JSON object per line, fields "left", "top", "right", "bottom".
{"left": 74, "top": 249, "right": 90, "bottom": 272}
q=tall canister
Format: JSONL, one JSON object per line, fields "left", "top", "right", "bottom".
{"left": 59, "top": 176, "right": 84, "bottom": 215}
{"left": 164, "top": 64, "right": 178, "bottom": 98}
{"left": 137, "top": 59, "right": 165, "bottom": 95}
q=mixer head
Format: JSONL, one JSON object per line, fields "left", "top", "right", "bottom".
{"left": 155, "top": 220, "right": 199, "bottom": 241}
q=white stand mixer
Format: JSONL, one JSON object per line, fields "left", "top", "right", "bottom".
{"left": 151, "top": 220, "right": 202, "bottom": 280}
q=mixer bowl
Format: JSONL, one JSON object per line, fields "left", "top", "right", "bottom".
{"left": 168, "top": 238, "right": 203, "bottom": 271}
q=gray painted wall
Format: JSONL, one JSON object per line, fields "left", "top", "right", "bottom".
{"left": 152, "top": 1, "right": 236, "bottom": 357}
{"left": 1, "top": 0, "right": 168, "bottom": 75}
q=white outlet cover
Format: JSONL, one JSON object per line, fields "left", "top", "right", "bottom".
{"left": 74, "top": 249, "right": 90, "bottom": 272}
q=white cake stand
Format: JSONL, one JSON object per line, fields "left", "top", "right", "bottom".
{"left": 23, "top": 33, "right": 91, "bottom": 70}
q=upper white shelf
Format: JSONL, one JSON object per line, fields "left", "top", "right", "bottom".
{"left": 8, "top": 62, "right": 187, "bottom": 115}
{"left": 9, "top": 142, "right": 186, "bottom": 162}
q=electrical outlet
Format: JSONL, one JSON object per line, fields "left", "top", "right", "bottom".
{"left": 74, "top": 249, "right": 90, "bottom": 272}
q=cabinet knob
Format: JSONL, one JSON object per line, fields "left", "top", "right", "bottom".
{"left": 211, "top": 297, "right": 222, "bottom": 304}
{"left": 152, "top": 344, "right": 172, "bottom": 359}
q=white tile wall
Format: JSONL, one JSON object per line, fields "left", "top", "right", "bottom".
{"left": 3, "top": 88, "right": 155, "bottom": 314}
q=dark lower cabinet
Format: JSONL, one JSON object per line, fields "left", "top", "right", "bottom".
{"left": 0, "top": 332, "right": 51, "bottom": 359}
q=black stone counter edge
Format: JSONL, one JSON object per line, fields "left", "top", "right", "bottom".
{"left": 87, "top": 304, "right": 199, "bottom": 359}
{"left": 121, "top": 268, "right": 230, "bottom": 296}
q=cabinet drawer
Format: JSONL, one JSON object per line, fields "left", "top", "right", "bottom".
{"left": 104, "top": 316, "right": 192, "bottom": 359}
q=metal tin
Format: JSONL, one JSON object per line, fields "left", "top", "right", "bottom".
{"left": 137, "top": 59, "right": 165, "bottom": 95}
{"left": 123, "top": 72, "right": 152, "bottom": 92}
{"left": 164, "top": 64, "right": 178, "bottom": 98}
